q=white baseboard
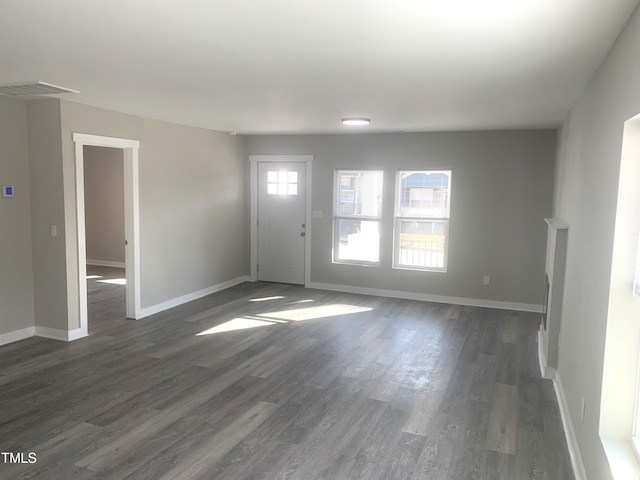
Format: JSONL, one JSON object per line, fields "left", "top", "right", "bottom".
{"left": 537, "top": 328, "right": 555, "bottom": 379}
{"left": 0, "top": 326, "right": 35, "bottom": 346}
{"left": 538, "top": 335, "right": 587, "bottom": 480}
{"left": 35, "top": 326, "right": 70, "bottom": 341}
{"left": 68, "top": 327, "right": 89, "bottom": 341}
{"left": 86, "top": 259, "right": 125, "bottom": 268}
{"left": 35, "top": 326, "right": 88, "bottom": 342}
{"left": 306, "top": 281, "right": 543, "bottom": 313}
{"left": 138, "top": 275, "right": 250, "bottom": 319}
{"left": 0, "top": 326, "right": 89, "bottom": 346}
{"left": 551, "top": 371, "right": 588, "bottom": 480}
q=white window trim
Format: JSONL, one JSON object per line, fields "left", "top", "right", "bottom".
{"left": 599, "top": 113, "right": 640, "bottom": 480}
{"left": 392, "top": 170, "right": 451, "bottom": 272}
{"left": 332, "top": 169, "right": 383, "bottom": 266}
{"left": 632, "top": 293, "right": 640, "bottom": 460}
{"left": 634, "top": 227, "right": 640, "bottom": 297}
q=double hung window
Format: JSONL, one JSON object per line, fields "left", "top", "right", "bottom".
{"left": 333, "top": 170, "right": 384, "bottom": 264}
{"left": 393, "top": 170, "right": 451, "bottom": 271}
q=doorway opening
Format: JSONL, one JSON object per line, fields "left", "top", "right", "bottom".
{"left": 73, "top": 134, "right": 141, "bottom": 337}
{"left": 83, "top": 146, "right": 127, "bottom": 333}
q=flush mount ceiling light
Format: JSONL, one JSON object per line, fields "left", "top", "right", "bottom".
{"left": 342, "top": 118, "right": 371, "bottom": 126}
{"left": 0, "top": 81, "right": 79, "bottom": 97}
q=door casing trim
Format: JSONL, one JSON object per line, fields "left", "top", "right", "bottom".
{"left": 73, "top": 133, "right": 141, "bottom": 338}
{"left": 249, "top": 155, "right": 313, "bottom": 286}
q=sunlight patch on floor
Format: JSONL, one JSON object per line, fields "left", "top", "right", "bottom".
{"left": 257, "top": 303, "right": 372, "bottom": 322}
{"left": 97, "top": 278, "right": 126, "bottom": 285}
{"left": 248, "top": 296, "right": 285, "bottom": 302}
{"left": 197, "top": 317, "right": 279, "bottom": 336}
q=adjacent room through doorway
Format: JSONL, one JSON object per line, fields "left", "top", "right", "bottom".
{"left": 83, "top": 145, "right": 127, "bottom": 334}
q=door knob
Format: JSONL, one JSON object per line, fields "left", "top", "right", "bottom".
{"left": 300, "top": 232, "right": 306, "bottom": 237}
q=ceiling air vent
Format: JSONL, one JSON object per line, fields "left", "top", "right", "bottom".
{"left": 0, "top": 81, "right": 79, "bottom": 97}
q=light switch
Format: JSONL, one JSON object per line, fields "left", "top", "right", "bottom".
{"left": 50, "top": 225, "right": 57, "bottom": 237}
{"left": 1, "top": 185, "right": 14, "bottom": 198}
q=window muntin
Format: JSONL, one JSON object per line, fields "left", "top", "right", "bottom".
{"left": 267, "top": 170, "right": 298, "bottom": 195}
{"left": 333, "top": 170, "right": 383, "bottom": 264}
{"left": 394, "top": 170, "right": 451, "bottom": 271}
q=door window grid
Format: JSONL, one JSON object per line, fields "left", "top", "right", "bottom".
{"left": 267, "top": 171, "right": 298, "bottom": 195}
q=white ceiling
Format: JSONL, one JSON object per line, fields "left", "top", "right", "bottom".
{"left": 1, "top": 0, "right": 638, "bottom": 134}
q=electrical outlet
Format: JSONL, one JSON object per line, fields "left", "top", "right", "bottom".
{"left": 483, "top": 275, "right": 490, "bottom": 285}
{"left": 581, "top": 397, "right": 586, "bottom": 422}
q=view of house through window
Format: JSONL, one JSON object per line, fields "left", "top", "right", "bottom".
{"left": 333, "top": 170, "right": 383, "bottom": 264}
{"left": 394, "top": 170, "right": 451, "bottom": 271}
{"left": 332, "top": 169, "right": 452, "bottom": 270}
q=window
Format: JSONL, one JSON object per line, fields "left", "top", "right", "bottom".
{"left": 333, "top": 170, "right": 383, "bottom": 264}
{"left": 394, "top": 170, "right": 451, "bottom": 271}
{"left": 599, "top": 114, "right": 640, "bottom": 478}
{"left": 267, "top": 170, "right": 298, "bottom": 195}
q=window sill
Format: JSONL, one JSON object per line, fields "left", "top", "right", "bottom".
{"left": 392, "top": 265, "right": 447, "bottom": 273}
{"left": 601, "top": 437, "right": 640, "bottom": 480}
{"left": 332, "top": 260, "right": 380, "bottom": 268}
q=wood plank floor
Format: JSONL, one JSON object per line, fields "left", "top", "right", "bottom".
{"left": 0, "top": 266, "right": 575, "bottom": 479}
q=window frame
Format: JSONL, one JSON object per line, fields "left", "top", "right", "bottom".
{"left": 332, "top": 169, "right": 384, "bottom": 266}
{"left": 633, "top": 232, "right": 640, "bottom": 456}
{"left": 635, "top": 229, "right": 640, "bottom": 297}
{"left": 634, "top": 381, "right": 640, "bottom": 460}
{"left": 392, "top": 169, "right": 452, "bottom": 272}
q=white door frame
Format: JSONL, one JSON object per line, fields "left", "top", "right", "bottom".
{"left": 73, "top": 133, "right": 141, "bottom": 335}
{"left": 249, "top": 155, "right": 313, "bottom": 286}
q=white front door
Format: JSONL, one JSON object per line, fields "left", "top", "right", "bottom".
{"left": 258, "top": 162, "right": 306, "bottom": 284}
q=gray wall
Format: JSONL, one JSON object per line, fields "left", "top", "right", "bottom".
{"left": 83, "top": 146, "right": 125, "bottom": 265}
{"left": 244, "top": 130, "right": 556, "bottom": 306}
{"left": 135, "top": 115, "right": 248, "bottom": 307}
{"left": 2, "top": 97, "right": 248, "bottom": 337}
{"left": 26, "top": 99, "right": 68, "bottom": 331}
{"left": 0, "top": 96, "right": 35, "bottom": 336}
{"left": 552, "top": 3, "right": 640, "bottom": 478}
{"left": 57, "top": 100, "right": 248, "bottom": 327}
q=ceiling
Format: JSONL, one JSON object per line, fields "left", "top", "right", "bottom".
{"left": 1, "top": 0, "right": 638, "bottom": 134}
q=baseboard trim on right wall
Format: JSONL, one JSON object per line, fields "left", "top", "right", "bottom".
{"left": 537, "top": 328, "right": 555, "bottom": 380}
{"left": 538, "top": 334, "right": 588, "bottom": 480}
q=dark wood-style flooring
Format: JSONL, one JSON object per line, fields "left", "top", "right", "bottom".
{"left": 0, "top": 266, "right": 574, "bottom": 479}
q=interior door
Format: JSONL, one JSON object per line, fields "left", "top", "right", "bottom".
{"left": 258, "top": 162, "right": 306, "bottom": 284}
